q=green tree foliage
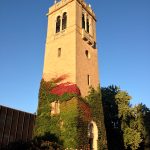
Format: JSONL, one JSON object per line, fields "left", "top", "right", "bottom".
{"left": 140, "top": 104, "right": 150, "bottom": 150}
{"left": 102, "top": 85, "right": 150, "bottom": 150}
{"left": 101, "top": 86, "right": 124, "bottom": 150}
{"left": 115, "top": 91, "right": 131, "bottom": 121}
{"left": 115, "top": 92, "right": 143, "bottom": 150}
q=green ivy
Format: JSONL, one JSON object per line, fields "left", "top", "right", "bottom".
{"left": 86, "top": 86, "right": 108, "bottom": 150}
{"left": 60, "top": 98, "right": 78, "bottom": 148}
{"left": 33, "top": 79, "right": 107, "bottom": 149}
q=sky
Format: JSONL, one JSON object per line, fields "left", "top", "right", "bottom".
{"left": 0, "top": 0, "right": 150, "bottom": 113}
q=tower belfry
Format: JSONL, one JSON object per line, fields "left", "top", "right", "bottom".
{"left": 43, "top": 0, "right": 99, "bottom": 96}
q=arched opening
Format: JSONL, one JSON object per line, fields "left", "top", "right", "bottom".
{"left": 62, "top": 12, "right": 67, "bottom": 30}
{"left": 82, "top": 13, "right": 85, "bottom": 29}
{"left": 88, "top": 121, "right": 98, "bottom": 150}
{"left": 56, "top": 16, "right": 61, "bottom": 33}
{"left": 87, "top": 18, "right": 89, "bottom": 33}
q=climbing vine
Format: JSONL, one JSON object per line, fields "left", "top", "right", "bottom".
{"left": 86, "top": 86, "right": 108, "bottom": 150}
{"left": 33, "top": 79, "right": 107, "bottom": 149}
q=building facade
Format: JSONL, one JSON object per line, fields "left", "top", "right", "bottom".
{"left": 0, "top": 105, "right": 35, "bottom": 148}
{"left": 43, "top": 0, "right": 99, "bottom": 96}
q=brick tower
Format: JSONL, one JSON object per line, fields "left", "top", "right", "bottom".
{"left": 34, "top": 1, "right": 108, "bottom": 149}
{"left": 43, "top": 0, "right": 99, "bottom": 96}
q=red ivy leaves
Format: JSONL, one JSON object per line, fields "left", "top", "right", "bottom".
{"left": 50, "top": 82, "right": 81, "bottom": 96}
{"left": 79, "top": 100, "right": 91, "bottom": 121}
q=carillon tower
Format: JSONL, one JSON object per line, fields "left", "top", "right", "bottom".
{"left": 43, "top": 0, "right": 99, "bottom": 96}
{"left": 34, "top": 1, "right": 108, "bottom": 149}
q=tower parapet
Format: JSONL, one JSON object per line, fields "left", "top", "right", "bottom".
{"left": 48, "top": 0, "right": 96, "bottom": 20}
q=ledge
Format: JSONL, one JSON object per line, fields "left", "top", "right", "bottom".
{"left": 82, "top": 29, "right": 96, "bottom": 49}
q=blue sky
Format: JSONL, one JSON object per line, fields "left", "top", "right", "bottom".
{"left": 0, "top": 0, "right": 150, "bottom": 113}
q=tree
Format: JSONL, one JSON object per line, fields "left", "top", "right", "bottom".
{"left": 102, "top": 86, "right": 149, "bottom": 150}
{"left": 115, "top": 92, "right": 144, "bottom": 150}
{"left": 139, "top": 104, "right": 150, "bottom": 150}
{"left": 101, "top": 86, "right": 124, "bottom": 150}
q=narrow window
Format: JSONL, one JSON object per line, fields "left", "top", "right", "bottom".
{"left": 58, "top": 48, "right": 61, "bottom": 57}
{"left": 62, "top": 12, "right": 67, "bottom": 30}
{"left": 82, "top": 13, "right": 85, "bottom": 29}
{"left": 85, "top": 50, "right": 90, "bottom": 59}
{"left": 87, "top": 18, "right": 89, "bottom": 33}
{"left": 56, "top": 16, "right": 61, "bottom": 33}
{"left": 87, "top": 75, "right": 90, "bottom": 85}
